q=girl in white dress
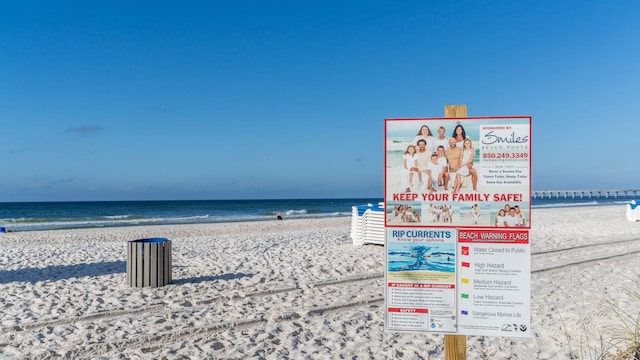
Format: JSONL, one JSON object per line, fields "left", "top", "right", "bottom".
{"left": 401, "top": 145, "right": 421, "bottom": 192}
{"left": 495, "top": 209, "right": 506, "bottom": 227}
{"left": 453, "top": 138, "right": 478, "bottom": 193}
{"left": 471, "top": 204, "right": 481, "bottom": 225}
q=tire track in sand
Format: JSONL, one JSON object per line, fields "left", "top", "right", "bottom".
{"left": 34, "top": 277, "right": 385, "bottom": 358}
{"left": 5, "top": 272, "right": 385, "bottom": 333}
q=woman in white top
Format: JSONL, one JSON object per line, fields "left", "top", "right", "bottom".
{"left": 452, "top": 124, "right": 467, "bottom": 148}
{"left": 412, "top": 125, "right": 436, "bottom": 154}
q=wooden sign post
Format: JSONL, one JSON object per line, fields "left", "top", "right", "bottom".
{"left": 444, "top": 104, "right": 467, "bottom": 360}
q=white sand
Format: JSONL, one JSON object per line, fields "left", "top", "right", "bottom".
{"left": 1, "top": 206, "right": 640, "bottom": 359}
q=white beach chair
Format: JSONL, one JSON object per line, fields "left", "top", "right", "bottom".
{"left": 350, "top": 203, "right": 385, "bottom": 245}
{"left": 626, "top": 200, "right": 640, "bottom": 222}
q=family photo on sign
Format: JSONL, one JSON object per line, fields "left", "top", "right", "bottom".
{"left": 386, "top": 118, "right": 531, "bottom": 227}
{"left": 401, "top": 123, "right": 478, "bottom": 195}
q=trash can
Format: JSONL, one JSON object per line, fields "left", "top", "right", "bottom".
{"left": 127, "top": 238, "right": 172, "bottom": 287}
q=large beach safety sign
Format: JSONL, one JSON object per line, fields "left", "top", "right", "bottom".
{"left": 384, "top": 116, "right": 531, "bottom": 337}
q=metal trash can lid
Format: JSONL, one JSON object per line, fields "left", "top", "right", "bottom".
{"left": 129, "top": 238, "right": 169, "bottom": 243}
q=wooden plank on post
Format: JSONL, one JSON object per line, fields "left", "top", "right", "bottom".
{"left": 444, "top": 104, "right": 467, "bottom": 360}
{"left": 445, "top": 335, "right": 467, "bottom": 360}
{"left": 445, "top": 104, "right": 467, "bottom": 118}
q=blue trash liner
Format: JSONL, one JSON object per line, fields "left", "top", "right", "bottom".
{"left": 130, "top": 237, "right": 168, "bottom": 243}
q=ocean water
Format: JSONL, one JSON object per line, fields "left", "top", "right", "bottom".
{"left": 0, "top": 195, "right": 634, "bottom": 232}
{"left": 530, "top": 194, "right": 637, "bottom": 209}
{"left": 0, "top": 198, "right": 382, "bottom": 232}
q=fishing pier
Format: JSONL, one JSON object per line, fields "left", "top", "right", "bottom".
{"left": 532, "top": 190, "right": 640, "bottom": 199}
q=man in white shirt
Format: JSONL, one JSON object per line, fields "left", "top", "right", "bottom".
{"left": 504, "top": 208, "right": 519, "bottom": 227}
{"left": 433, "top": 126, "right": 449, "bottom": 153}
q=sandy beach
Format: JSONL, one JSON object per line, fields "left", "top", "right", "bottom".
{"left": 2, "top": 205, "right": 640, "bottom": 359}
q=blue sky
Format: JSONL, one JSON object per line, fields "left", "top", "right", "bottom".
{"left": 2, "top": 1, "right": 639, "bottom": 201}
